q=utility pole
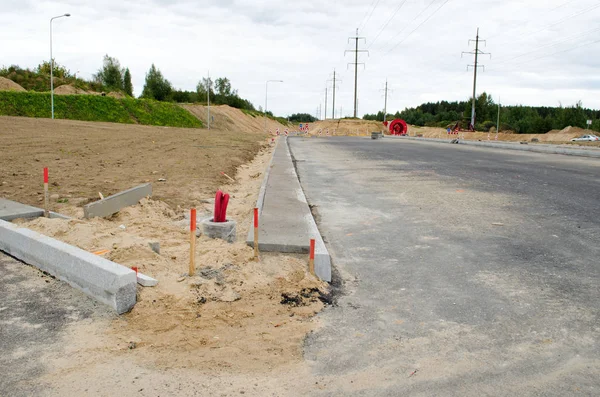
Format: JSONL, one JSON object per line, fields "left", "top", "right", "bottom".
{"left": 462, "top": 28, "right": 491, "bottom": 128}
{"left": 207, "top": 71, "right": 210, "bottom": 130}
{"left": 497, "top": 96, "right": 501, "bottom": 133}
{"left": 346, "top": 28, "right": 368, "bottom": 118}
{"left": 327, "top": 70, "right": 341, "bottom": 119}
{"left": 324, "top": 87, "right": 328, "bottom": 120}
{"left": 380, "top": 79, "right": 393, "bottom": 123}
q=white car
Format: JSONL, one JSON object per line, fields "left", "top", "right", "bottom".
{"left": 571, "top": 134, "right": 599, "bottom": 142}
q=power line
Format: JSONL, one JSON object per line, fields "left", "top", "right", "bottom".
{"left": 357, "top": 0, "right": 379, "bottom": 34}
{"left": 366, "top": 0, "right": 409, "bottom": 50}
{"left": 385, "top": 0, "right": 452, "bottom": 54}
{"left": 486, "top": 0, "right": 581, "bottom": 41}
{"left": 377, "top": 0, "right": 437, "bottom": 52}
{"left": 492, "top": 1, "right": 600, "bottom": 50}
{"left": 359, "top": 0, "right": 383, "bottom": 35}
{"left": 490, "top": 25, "right": 600, "bottom": 69}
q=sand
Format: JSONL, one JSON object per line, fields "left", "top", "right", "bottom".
{"left": 15, "top": 147, "right": 327, "bottom": 385}
{"left": 0, "top": 116, "right": 265, "bottom": 209}
{"left": 181, "top": 104, "right": 290, "bottom": 136}
{"left": 1, "top": 113, "right": 328, "bottom": 395}
{"left": 0, "top": 76, "right": 26, "bottom": 92}
{"left": 309, "top": 118, "right": 384, "bottom": 135}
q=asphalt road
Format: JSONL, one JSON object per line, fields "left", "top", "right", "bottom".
{"left": 290, "top": 137, "right": 600, "bottom": 396}
{"left": 0, "top": 254, "right": 112, "bottom": 396}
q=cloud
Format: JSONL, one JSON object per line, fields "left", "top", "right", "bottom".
{"left": 1, "top": 0, "right": 599, "bottom": 117}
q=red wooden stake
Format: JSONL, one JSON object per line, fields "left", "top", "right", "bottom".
{"left": 43, "top": 167, "right": 49, "bottom": 217}
{"left": 309, "top": 239, "right": 315, "bottom": 275}
{"left": 253, "top": 208, "right": 259, "bottom": 260}
{"left": 189, "top": 208, "right": 196, "bottom": 276}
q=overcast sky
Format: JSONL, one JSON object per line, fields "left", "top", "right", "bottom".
{"left": 2, "top": 0, "right": 600, "bottom": 118}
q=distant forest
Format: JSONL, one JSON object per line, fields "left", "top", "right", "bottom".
{"left": 363, "top": 93, "right": 600, "bottom": 134}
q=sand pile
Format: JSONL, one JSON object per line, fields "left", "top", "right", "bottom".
{"left": 310, "top": 119, "right": 384, "bottom": 135}
{"left": 0, "top": 76, "right": 26, "bottom": 92}
{"left": 408, "top": 125, "right": 584, "bottom": 143}
{"left": 182, "top": 104, "right": 288, "bottom": 135}
{"left": 53, "top": 84, "right": 89, "bottom": 95}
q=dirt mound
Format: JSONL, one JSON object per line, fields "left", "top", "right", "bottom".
{"left": 0, "top": 76, "right": 26, "bottom": 92}
{"left": 54, "top": 84, "right": 89, "bottom": 95}
{"left": 408, "top": 124, "right": 584, "bottom": 143}
{"left": 107, "top": 91, "right": 125, "bottom": 98}
{"left": 309, "top": 119, "right": 384, "bottom": 136}
{"left": 182, "top": 104, "right": 288, "bottom": 135}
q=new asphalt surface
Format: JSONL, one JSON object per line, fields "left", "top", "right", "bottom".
{"left": 290, "top": 137, "right": 600, "bottom": 396}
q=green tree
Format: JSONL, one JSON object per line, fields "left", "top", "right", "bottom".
{"left": 141, "top": 64, "right": 172, "bottom": 101}
{"left": 36, "top": 60, "right": 71, "bottom": 79}
{"left": 123, "top": 68, "right": 133, "bottom": 96}
{"left": 214, "top": 77, "right": 235, "bottom": 96}
{"left": 93, "top": 55, "right": 124, "bottom": 90}
{"left": 196, "top": 77, "right": 214, "bottom": 100}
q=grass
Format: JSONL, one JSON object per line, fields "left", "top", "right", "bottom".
{"left": 0, "top": 91, "right": 202, "bottom": 128}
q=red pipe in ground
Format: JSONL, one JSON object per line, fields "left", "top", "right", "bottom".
{"left": 214, "top": 190, "right": 230, "bottom": 222}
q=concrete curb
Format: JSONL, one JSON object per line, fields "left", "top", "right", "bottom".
{"left": 83, "top": 183, "right": 152, "bottom": 219}
{"left": 246, "top": 137, "right": 332, "bottom": 282}
{"left": 256, "top": 140, "right": 279, "bottom": 215}
{"left": 0, "top": 219, "right": 136, "bottom": 314}
{"left": 386, "top": 136, "right": 600, "bottom": 158}
{"left": 286, "top": 138, "right": 331, "bottom": 282}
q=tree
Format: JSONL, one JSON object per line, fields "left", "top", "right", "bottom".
{"left": 196, "top": 77, "right": 214, "bottom": 100}
{"left": 123, "top": 68, "right": 133, "bottom": 96}
{"left": 93, "top": 55, "right": 124, "bottom": 90}
{"left": 36, "top": 60, "right": 71, "bottom": 79}
{"left": 288, "top": 113, "right": 317, "bottom": 123}
{"left": 214, "top": 77, "right": 236, "bottom": 96}
{"left": 141, "top": 64, "right": 172, "bottom": 101}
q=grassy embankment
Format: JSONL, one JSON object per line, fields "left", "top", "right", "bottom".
{"left": 0, "top": 91, "right": 202, "bottom": 128}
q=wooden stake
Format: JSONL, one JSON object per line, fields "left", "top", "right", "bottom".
{"left": 309, "top": 239, "right": 315, "bottom": 275}
{"left": 43, "top": 167, "right": 49, "bottom": 218}
{"left": 253, "top": 207, "right": 259, "bottom": 260}
{"left": 189, "top": 208, "right": 196, "bottom": 276}
{"left": 221, "top": 172, "right": 235, "bottom": 182}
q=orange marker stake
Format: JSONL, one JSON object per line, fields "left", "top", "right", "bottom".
{"left": 189, "top": 208, "right": 196, "bottom": 276}
{"left": 309, "top": 239, "right": 315, "bottom": 275}
{"left": 253, "top": 208, "right": 259, "bottom": 260}
{"left": 43, "top": 167, "right": 49, "bottom": 217}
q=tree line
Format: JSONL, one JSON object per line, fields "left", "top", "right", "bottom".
{"left": 363, "top": 92, "right": 600, "bottom": 134}
{"left": 0, "top": 55, "right": 257, "bottom": 112}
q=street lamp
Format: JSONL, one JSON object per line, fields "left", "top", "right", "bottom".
{"left": 264, "top": 80, "right": 283, "bottom": 133}
{"left": 50, "top": 13, "right": 71, "bottom": 120}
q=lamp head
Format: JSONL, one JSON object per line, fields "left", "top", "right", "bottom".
{"left": 65, "top": 13, "right": 71, "bottom": 17}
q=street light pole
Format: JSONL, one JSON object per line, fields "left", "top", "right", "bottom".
{"left": 50, "top": 13, "right": 70, "bottom": 120}
{"left": 264, "top": 80, "right": 283, "bottom": 134}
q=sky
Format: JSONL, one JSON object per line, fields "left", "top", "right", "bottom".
{"left": 1, "top": 0, "right": 600, "bottom": 118}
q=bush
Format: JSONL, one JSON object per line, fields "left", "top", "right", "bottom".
{"left": 0, "top": 91, "right": 202, "bottom": 128}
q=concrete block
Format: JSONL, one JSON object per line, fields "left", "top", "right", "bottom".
{"left": 0, "top": 219, "right": 136, "bottom": 314}
{"left": 137, "top": 272, "right": 158, "bottom": 287}
{"left": 148, "top": 241, "right": 160, "bottom": 254}
{"left": 202, "top": 218, "right": 236, "bottom": 243}
{"left": 0, "top": 198, "right": 44, "bottom": 221}
{"left": 49, "top": 211, "right": 71, "bottom": 220}
{"left": 83, "top": 183, "right": 152, "bottom": 219}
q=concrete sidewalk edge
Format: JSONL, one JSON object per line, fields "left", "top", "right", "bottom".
{"left": 386, "top": 136, "right": 600, "bottom": 158}
{"left": 0, "top": 219, "right": 137, "bottom": 314}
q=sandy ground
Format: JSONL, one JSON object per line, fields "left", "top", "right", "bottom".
{"left": 308, "top": 119, "right": 384, "bottom": 136}
{"left": 1, "top": 116, "right": 328, "bottom": 395}
{"left": 182, "top": 104, "right": 289, "bottom": 137}
{"left": 407, "top": 124, "right": 589, "bottom": 144}
{"left": 0, "top": 116, "right": 266, "bottom": 209}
